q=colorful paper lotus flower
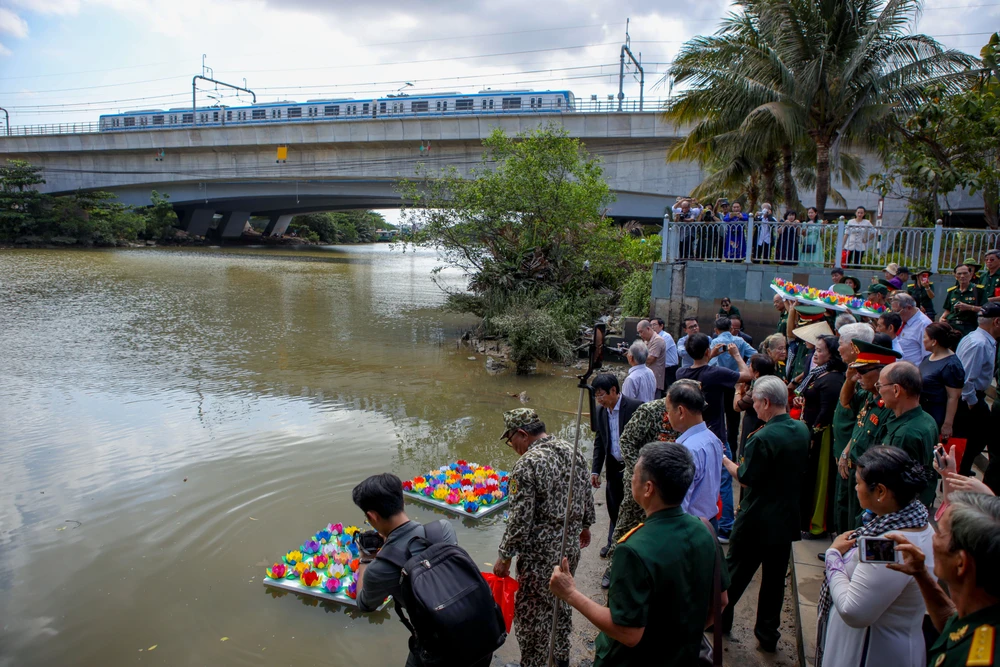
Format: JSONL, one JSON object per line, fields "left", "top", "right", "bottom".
{"left": 346, "top": 582, "right": 357, "bottom": 599}
{"left": 315, "top": 529, "right": 333, "bottom": 544}
{"left": 284, "top": 550, "right": 303, "bottom": 565}
{"left": 344, "top": 526, "right": 360, "bottom": 537}
{"left": 302, "top": 540, "right": 320, "bottom": 555}
{"left": 446, "top": 492, "right": 460, "bottom": 504}
{"left": 464, "top": 501, "right": 479, "bottom": 513}
{"left": 334, "top": 551, "right": 349, "bottom": 565}
{"left": 321, "top": 543, "right": 337, "bottom": 557}
{"left": 338, "top": 534, "right": 352, "bottom": 546}
{"left": 294, "top": 561, "right": 310, "bottom": 577}
{"left": 328, "top": 522, "right": 344, "bottom": 535}
{"left": 266, "top": 562, "right": 289, "bottom": 579}
{"left": 312, "top": 554, "right": 330, "bottom": 570}
{"left": 402, "top": 481, "right": 413, "bottom": 491}
{"left": 323, "top": 577, "right": 340, "bottom": 594}
{"left": 330, "top": 563, "right": 348, "bottom": 579}
{"left": 348, "top": 558, "right": 360, "bottom": 572}
{"left": 301, "top": 570, "right": 321, "bottom": 587}
{"left": 492, "top": 490, "right": 504, "bottom": 500}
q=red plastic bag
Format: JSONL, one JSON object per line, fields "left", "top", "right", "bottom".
{"left": 481, "top": 572, "right": 518, "bottom": 632}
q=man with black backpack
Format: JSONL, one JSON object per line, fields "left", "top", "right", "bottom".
{"left": 353, "top": 473, "right": 506, "bottom": 667}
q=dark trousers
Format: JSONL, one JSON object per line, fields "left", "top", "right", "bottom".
{"left": 723, "top": 387, "right": 740, "bottom": 450}
{"left": 406, "top": 652, "right": 493, "bottom": 667}
{"left": 955, "top": 394, "right": 990, "bottom": 476}
{"left": 603, "top": 455, "right": 625, "bottom": 547}
{"left": 846, "top": 250, "right": 864, "bottom": 266}
{"left": 987, "top": 402, "right": 1000, "bottom": 494}
{"left": 664, "top": 364, "right": 678, "bottom": 391}
{"left": 721, "top": 536, "right": 792, "bottom": 648}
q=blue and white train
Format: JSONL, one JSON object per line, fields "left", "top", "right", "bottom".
{"left": 98, "top": 89, "right": 576, "bottom": 131}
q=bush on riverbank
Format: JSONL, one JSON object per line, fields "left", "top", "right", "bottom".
{"left": 285, "top": 211, "right": 390, "bottom": 244}
{"left": 399, "top": 125, "right": 657, "bottom": 373}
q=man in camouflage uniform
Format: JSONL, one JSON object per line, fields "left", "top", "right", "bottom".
{"left": 605, "top": 398, "right": 679, "bottom": 568}
{"left": 494, "top": 408, "right": 595, "bottom": 667}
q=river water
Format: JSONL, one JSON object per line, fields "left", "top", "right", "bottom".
{"left": 0, "top": 245, "right": 583, "bottom": 666}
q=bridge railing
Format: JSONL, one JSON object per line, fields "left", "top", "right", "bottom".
{"left": 663, "top": 220, "right": 1000, "bottom": 274}
{"left": 2, "top": 98, "right": 667, "bottom": 138}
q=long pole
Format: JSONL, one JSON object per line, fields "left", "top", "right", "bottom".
{"left": 192, "top": 75, "right": 256, "bottom": 127}
{"left": 545, "top": 383, "right": 588, "bottom": 666}
{"left": 0, "top": 107, "right": 9, "bottom": 136}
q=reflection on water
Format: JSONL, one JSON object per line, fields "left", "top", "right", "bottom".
{"left": 0, "top": 245, "right": 585, "bottom": 666}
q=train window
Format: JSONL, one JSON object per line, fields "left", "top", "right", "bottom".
{"left": 153, "top": 115, "right": 164, "bottom": 125}
{"left": 482, "top": 99, "right": 495, "bottom": 110}
{"left": 379, "top": 102, "right": 387, "bottom": 113}
{"left": 436, "top": 100, "right": 448, "bottom": 111}
{"left": 556, "top": 98, "right": 562, "bottom": 108}
{"left": 324, "top": 105, "right": 339, "bottom": 116}
{"left": 502, "top": 98, "right": 521, "bottom": 110}
{"left": 212, "top": 111, "right": 219, "bottom": 121}
{"left": 139, "top": 116, "right": 148, "bottom": 125}
{"left": 112, "top": 118, "right": 119, "bottom": 127}
{"left": 411, "top": 101, "right": 428, "bottom": 113}
{"left": 169, "top": 115, "right": 177, "bottom": 124}
{"left": 308, "top": 107, "right": 318, "bottom": 117}
{"left": 362, "top": 103, "right": 370, "bottom": 114}
{"left": 201, "top": 113, "right": 209, "bottom": 122}
{"left": 124, "top": 117, "right": 136, "bottom": 127}
{"left": 238, "top": 111, "right": 246, "bottom": 121}
{"left": 271, "top": 109, "right": 281, "bottom": 118}
{"left": 288, "top": 107, "right": 302, "bottom": 118}
{"left": 456, "top": 99, "right": 473, "bottom": 111}
{"left": 182, "top": 113, "right": 194, "bottom": 123}
{"left": 252, "top": 109, "right": 266, "bottom": 120}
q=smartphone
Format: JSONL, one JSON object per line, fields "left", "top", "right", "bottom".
{"left": 934, "top": 445, "right": 946, "bottom": 470}
{"left": 858, "top": 537, "right": 901, "bottom": 564}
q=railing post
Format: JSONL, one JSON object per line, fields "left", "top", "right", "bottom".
{"left": 835, "top": 219, "right": 846, "bottom": 269}
{"left": 930, "top": 220, "right": 944, "bottom": 274}
{"left": 663, "top": 217, "right": 672, "bottom": 263}
{"left": 743, "top": 219, "right": 753, "bottom": 264}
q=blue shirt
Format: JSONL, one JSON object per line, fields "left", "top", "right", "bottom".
{"left": 658, "top": 331, "right": 679, "bottom": 367}
{"left": 622, "top": 364, "right": 656, "bottom": 403}
{"left": 678, "top": 335, "right": 693, "bottom": 368}
{"left": 955, "top": 327, "right": 997, "bottom": 405}
{"left": 608, "top": 395, "right": 622, "bottom": 461}
{"left": 709, "top": 332, "right": 754, "bottom": 372}
{"left": 676, "top": 422, "right": 723, "bottom": 521}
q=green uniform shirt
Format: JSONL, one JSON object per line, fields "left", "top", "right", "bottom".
{"left": 789, "top": 342, "right": 810, "bottom": 382}
{"left": 907, "top": 282, "right": 936, "bottom": 315}
{"left": 848, "top": 389, "right": 892, "bottom": 464}
{"left": 596, "top": 507, "right": 730, "bottom": 667}
{"left": 982, "top": 269, "right": 1000, "bottom": 302}
{"left": 833, "top": 403, "right": 857, "bottom": 453}
{"left": 927, "top": 603, "right": 1000, "bottom": 667}
{"left": 733, "top": 413, "right": 811, "bottom": 545}
{"left": 883, "top": 406, "right": 939, "bottom": 508}
{"left": 777, "top": 311, "right": 788, "bottom": 336}
{"left": 943, "top": 284, "right": 987, "bottom": 335}
{"left": 719, "top": 306, "right": 741, "bottom": 321}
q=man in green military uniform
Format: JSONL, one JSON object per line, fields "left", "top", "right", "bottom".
{"left": 867, "top": 282, "right": 890, "bottom": 308}
{"left": 907, "top": 269, "right": 937, "bottom": 320}
{"left": 493, "top": 408, "right": 596, "bottom": 667}
{"left": 837, "top": 339, "right": 901, "bottom": 529}
{"left": 887, "top": 493, "right": 1000, "bottom": 667}
{"left": 964, "top": 256, "right": 984, "bottom": 283}
{"left": 773, "top": 293, "right": 788, "bottom": 335}
{"left": 877, "top": 361, "right": 939, "bottom": 508}
{"left": 549, "top": 441, "right": 730, "bottom": 667}
{"left": 941, "top": 264, "right": 987, "bottom": 336}
{"left": 981, "top": 250, "right": 1000, "bottom": 303}
{"left": 721, "top": 375, "right": 810, "bottom": 652}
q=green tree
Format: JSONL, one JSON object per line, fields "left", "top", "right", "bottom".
{"left": 0, "top": 160, "right": 48, "bottom": 241}
{"left": 142, "top": 191, "right": 179, "bottom": 239}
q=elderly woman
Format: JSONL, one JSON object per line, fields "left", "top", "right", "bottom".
{"left": 816, "top": 447, "right": 936, "bottom": 667}
{"left": 918, "top": 322, "right": 965, "bottom": 440}
{"left": 761, "top": 333, "right": 788, "bottom": 377}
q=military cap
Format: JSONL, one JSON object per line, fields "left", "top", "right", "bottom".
{"left": 850, "top": 339, "right": 901, "bottom": 372}
{"left": 794, "top": 304, "right": 828, "bottom": 323}
{"left": 499, "top": 408, "right": 543, "bottom": 439}
{"left": 914, "top": 269, "right": 932, "bottom": 277}
{"left": 868, "top": 283, "right": 889, "bottom": 296}
{"left": 962, "top": 256, "right": 981, "bottom": 271}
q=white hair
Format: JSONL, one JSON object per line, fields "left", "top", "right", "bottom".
{"left": 839, "top": 322, "right": 875, "bottom": 344}
{"left": 834, "top": 313, "right": 857, "bottom": 332}
{"left": 629, "top": 340, "right": 649, "bottom": 364}
{"left": 754, "top": 376, "right": 788, "bottom": 408}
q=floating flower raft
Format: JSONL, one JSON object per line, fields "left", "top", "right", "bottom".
{"left": 262, "top": 522, "right": 389, "bottom": 609}
{"left": 402, "top": 461, "right": 511, "bottom": 519}
{"left": 770, "top": 278, "right": 887, "bottom": 318}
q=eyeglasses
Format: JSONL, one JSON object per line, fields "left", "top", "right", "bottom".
{"left": 874, "top": 382, "right": 898, "bottom": 390}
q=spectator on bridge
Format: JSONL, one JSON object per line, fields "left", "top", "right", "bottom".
{"left": 723, "top": 203, "right": 748, "bottom": 261}
{"left": 752, "top": 203, "right": 776, "bottom": 262}
{"left": 801, "top": 207, "right": 826, "bottom": 267}
{"left": 775, "top": 210, "right": 802, "bottom": 265}
{"left": 876, "top": 312, "right": 904, "bottom": 357}
{"left": 891, "top": 293, "right": 931, "bottom": 366}
{"left": 677, "top": 318, "right": 699, "bottom": 369}
{"left": 844, "top": 207, "right": 874, "bottom": 267}
{"left": 671, "top": 197, "right": 702, "bottom": 221}
{"left": 730, "top": 316, "right": 753, "bottom": 346}
{"left": 918, "top": 323, "right": 964, "bottom": 439}
{"left": 622, "top": 340, "right": 657, "bottom": 404}
{"left": 638, "top": 319, "right": 667, "bottom": 399}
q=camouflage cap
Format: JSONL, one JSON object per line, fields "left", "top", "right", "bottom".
{"left": 500, "top": 408, "right": 542, "bottom": 439}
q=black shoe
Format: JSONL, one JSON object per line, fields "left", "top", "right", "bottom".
{"left": 755, "top": 630, "right": 778, "bottom": 653}
{"left": 818, "top": 552, "right": 826, "bottom": 562}
{"left": 599, "top": 544, "right": 610, "bottom": 559}
{"left": 601, "top": 572, "right": 611, "bottom": 589}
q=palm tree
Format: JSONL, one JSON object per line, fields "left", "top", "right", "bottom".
{"left": 666, "top": 0, "right": 978, "bottom": 219}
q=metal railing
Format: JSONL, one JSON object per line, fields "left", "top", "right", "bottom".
{"left": 663, "top": 220, "right": 1000, "bottom": 273}
{"left": 1, "top": 98, "right": 666, "bottom": 138}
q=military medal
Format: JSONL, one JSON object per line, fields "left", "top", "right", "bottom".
{"left": 951, "top": 625, "right": 969, "bottom": 642}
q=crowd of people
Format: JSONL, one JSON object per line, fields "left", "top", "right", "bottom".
{"left": 346, "top": 254, "right": 1000, "bottom": 667}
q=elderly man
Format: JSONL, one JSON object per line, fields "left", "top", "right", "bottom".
{"left": 954, "top": 303, "right": 1000, "bottom": 488}
{"left": 774, "top": 294, "right": 789, "bottom": 335}
{"left": 942, "top": 264, "right": 987, "bottom": 337}
{"left": 637, "top": 319, "right": 667, "bottom": 398}
{"left": 892, "top": 292, "right": 932, "bottom": 365}
{"left": 494, "top": 408, "right": 595, "bottom": 667}
{"left": 621, "top": 340, "right": 656, "bottom": 404}
{"left": 888, "top": 493, "right": 1000, "bottom": 667}
{"left": 721, "top": 375, "right": 810, "bottom": 652}
{"left": 868, "top": 283, "right": 890, "bottom": 309}
{"left": 838, "top": 338, "right": 901, "bottom": 529}
{"left": 550, "top": 441, "right": 730, "bottom": 667}
{"left": 982, "top": 249, "right": 1000, "bottom": 303}
{"left": 730, "top": 315, "right": 753, "bottom": 346}
{"left": 651, "top": 317, "right": 679, "bottom": 390}
{"left": 677, "top": 317, "right": 699, "bottom": 369}
{"left": 878, "top": 361, "right": 939, "bottom": 508}
{"left": 665, "top": 380, "right": 723, "bottom": 524}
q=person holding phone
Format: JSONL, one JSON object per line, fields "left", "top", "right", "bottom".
{"left": 906, "top": 270, "right": 936, "bottom": 320}
{"left": 815, "top": 447, "right": 935, "bottom": 667}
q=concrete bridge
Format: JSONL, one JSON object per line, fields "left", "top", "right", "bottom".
{"left": 0, "top": 111, "right": 707, "bottom": 237}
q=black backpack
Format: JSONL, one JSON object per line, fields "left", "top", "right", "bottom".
{"left": 375, "top": 522, "right": 507, "bottom": 666}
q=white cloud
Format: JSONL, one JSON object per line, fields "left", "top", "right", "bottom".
{"left": 8, "top": 0, "right": 81, "bottom": 15}
{"left": 0, "top": 41, "right": 11, "bottom": 56}
{"left": 0, "top": 8, "right": 29, "bottom": 38}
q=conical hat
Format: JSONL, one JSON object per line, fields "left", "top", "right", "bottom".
{"left": 792, "top": 320, "right": 834, "bottom": 347}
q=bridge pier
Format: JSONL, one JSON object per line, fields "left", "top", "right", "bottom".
{"left": 264, "top": 214, "right": 293, "bottom": 237}
{"left": 219, "top": 211, "right": 251, "bottom": 238}
{"left": 178, "top": 208, "right": 215, "bottom": 237}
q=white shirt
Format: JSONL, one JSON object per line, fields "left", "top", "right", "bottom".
{"left": 822, "top": 525, "right": 935, "bottom": 667}
{"left": 955, "top": 327, "right": 997, "bottom": 405}
{"left": 897, "top": 310, "right": 931, "bottom": 365}
{"left": 891, "top": 338, "right": 903, "bottom": 356}
{"left": 844, "top": 219, "right": 874, "bottom": 251}
{"left": 607, "top": 395, "right": 622, "bottom": 461}
{"left": 621, "top": 364, "right": 656, "bottom": 403}
{"left": 658, "top": 330, "right": 679, "bottom": 366}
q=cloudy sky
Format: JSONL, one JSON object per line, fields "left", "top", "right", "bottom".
{"left": 0, "top": 0, "right": 995, "bottom": 129}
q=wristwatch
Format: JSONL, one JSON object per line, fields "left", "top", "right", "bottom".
{"left": 359, "top": 557, "right": 374, "bottom": 564}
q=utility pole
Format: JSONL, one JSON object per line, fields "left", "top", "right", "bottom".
{"left": 617, "top": 18, "right": 644, "bottom": 112}
{"left": 0, "top": 106, "right": 8, "bottom": 136}
{"left": 192, "top": 75, "right": 256, "bottom": 126}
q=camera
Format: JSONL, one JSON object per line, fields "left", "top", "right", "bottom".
{"left": 355, "top": 529, "right": 385, "bottom": 554}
